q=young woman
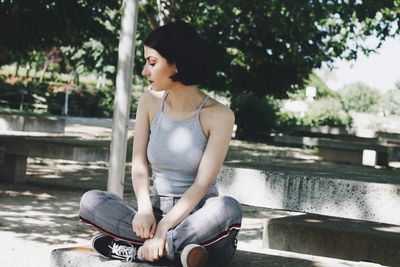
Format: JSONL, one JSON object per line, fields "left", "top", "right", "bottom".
{"left": 79, "top": 21, "right": 242, "bottom": 267}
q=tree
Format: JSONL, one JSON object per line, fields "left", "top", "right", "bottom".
{"left": 381, "top": 81, "right": 400, "bottom": 115}
{"left": 137, "top": 1, "right": 399, "bottom": 134}
{"left": 287, "top": 72, "right": 339, "bottom": 101}
{"left": 161, "top": 1, "right": 399, "bottom": 96}
{"left": 2, "top": 1, "right": 400, "bottom": 133}
{"left": 0, "top": 0, "right": 119, "bottom": 66}
{"left": 340, "top": 82, "right": 382, "bottom": 113}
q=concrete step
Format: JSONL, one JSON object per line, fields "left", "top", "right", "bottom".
{"left": 0, "top": 114, "right": 65, "bottom": 133}
{"left": 238, "top": 206, "right": 399, "bottom": 266}
{"left": 217, "top": 165, "right": 400, "bottom": 225}
{"left": 264, "top": 212, "right": 400, "bottom": 266}
{"left": 50, "top": 246, "right": 386, "bottom": 267}
{"left": 0, "top": 135, "right": 110, "bottom": 161}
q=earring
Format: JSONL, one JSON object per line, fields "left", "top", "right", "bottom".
{"left": 175, "top": 68, "right": 178, "bottom": 74}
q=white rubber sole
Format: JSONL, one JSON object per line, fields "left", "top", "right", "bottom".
{"left": 180, "top": 244, "right": 207, "bottom": 267}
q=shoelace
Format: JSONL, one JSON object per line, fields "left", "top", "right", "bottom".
{"left": 109, "top": 242, "right": 137, "bottom": 262}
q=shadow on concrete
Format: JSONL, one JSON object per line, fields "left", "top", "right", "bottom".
{"left": 0, "top": 158, "right": 135, "bottom": 246}
{"left": 232, "top": 250, "right": 320, "bottom": 267}
{"left": 0, "top": 182, "right": 93, "bottom": 245}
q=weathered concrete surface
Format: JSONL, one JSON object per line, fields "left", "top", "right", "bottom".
{"left": 274, "top": 135, "right": 400, "bottom": 166}
{"left": 265, "top": 213, "right": 400, "bottom": 266}
{"left": 0, "top": 154, "right": 27, "bottom": 183}
{"left": 0, "top": 136, "right": 109, "bottom": 162}
{"left": 0, "top": 114, "right": 65, "bottom": 133}
{"left": 0, "top": 146, "right": 4, "bottom": 164}
{"left": 0, "top": 136, "right": 109, "bottom": 183}
{"left": 378, "top": 131, "right": 400, "bottom": 144}
{"left": 217, "top": 165, "right": 400, "bottom": 225}
{"left": 50, "top": 246, "right": 385, "bottom": 267}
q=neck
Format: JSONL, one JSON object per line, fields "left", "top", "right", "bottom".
{"left": 165, "top": 84, "right": 204, "bottom": 113}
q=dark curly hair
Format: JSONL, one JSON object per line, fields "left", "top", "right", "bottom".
{"left": 144, "top": 21, "right": 210, "bottom": 85}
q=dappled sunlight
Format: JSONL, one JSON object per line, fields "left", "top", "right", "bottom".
{"left": 0, "top": 184, "right": 94, "bottom": 245}
{"left": 1, "top": 189, "right": 55, "bottom": 200}
{"left": 0, "top": 157, "right": 137, "bottom": 248}
{"left": 168, "top": 126, "right": 193, "bottom": 152}
{"left": 226, "top": 139, "right": 321, "bottom": 168}
{"left": 304, "top": 219, "right": 322, "bottom": 223}
{"left": 373, "top": 225, "right": 400, "bottom": 233}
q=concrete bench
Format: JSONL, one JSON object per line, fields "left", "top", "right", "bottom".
{"left": 0, "top": 114, "right": 65, "bottom": 133}
{"left": 0, "top": 135, "right": 109, "bottom": 183}
{"left": 377, "top": 131, "right": 400, "bottom": 145}
{"left": 49, "top": 246, "right": 382, "bottom": 267}
{"left": 0, "top": 146, "right": 4, "bottom": 164}
{"left": 289, "top": 125, "right": 377, "bottom": 141}
{"left": 48, "top": 163, "right": 399, "bottom": 266}
{"left": 217, "top": 165, "right": 400, "bottom": 225}
{"left": 217, "top": 165, "right": 400, "bottom": 265}
{"left": 263, "top": 212, "right": 400, "bottom": 266}
{"left": 274, "top": 134, "right": 400, "bottom": 166}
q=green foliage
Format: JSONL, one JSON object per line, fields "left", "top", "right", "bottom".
{"left": 288, "top": 72, "right": 339, "bottom": 100}
{"left": 306, "top": 72, "right": 340, "bottom": 99}
{"left": 381, "top": 81, "right": 400, "bottom": 115}
{"left": 340, "top": 82, "right": 382, "bottom": 112}
{"left": 275, "top": 110, "right": 300, "bottom": 130}
{"left": 2, "top": 1, "right": 400, "bottom": 127}
{"left": 0, "top": 0, "right": 120, "bottom": 66}
{"left": 302, "top": 97, "right": 352, "bottom": 127}
{"left": 231, "top": 93, "right": 279, "bottom": 136}
{"left": 0, "top": 77, "right": 26, "bottom": 110}
{"left": 0, "top": 77, "right": 139, "bottom": 118}
{"left": 149, "top": 1, "right": 400, "bottom": 99}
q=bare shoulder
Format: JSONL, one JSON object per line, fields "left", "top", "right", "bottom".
{"left": 201, "top": 97, "right": 234, "bottom": 136}
{"left": 138, "top": 89, "right": 165, "bottom": 115}
{"left": 139, "top": 89, "right": 164, "bottom": 104}
{"left": 205, "top": 97, "right": 234, "bottom": 123}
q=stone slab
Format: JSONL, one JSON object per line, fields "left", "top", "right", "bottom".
{"left": 274, "top": 135, "right": 399, "bottom": 153}
{"left": 0, "top": 114, "right": 65, "bottom": 133}
{"left": 264, "top": 213, "right": 400, "bottom": 266}
{"left": 290, "top": 125, "right": 378, "bottom": 141}
{"left": 378, "top": 131, "right": 400, "bottom": 144}
{"left": 0, "top": 154, "right": 26, "bottom": 183}
{"left": 0, "top": 136, "right": 109, "bottom": 183}
{"left": 0, "top": 146, "right": 4, "bottom": 164}
{"left": 274, "top": 135, "right": 400, "bottom": 166}
{"left": 217, "top": 165, "right": 400, "bottom": 225}
{"left": 50, "top": 246, "right": 385, "bottom": 267}
{"left": 0, "top": 136, "right": 109, "bottom": 162}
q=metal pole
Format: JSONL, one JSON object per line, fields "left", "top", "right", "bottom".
{"left": 107, "top": 0, "right": 139, "bottom": 197}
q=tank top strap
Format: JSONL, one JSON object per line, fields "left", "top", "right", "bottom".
{"left": 160, "top": 91, "right": 169, "bottom": 112}
{"left": 195, "top": 95, "right": 209, "bottom": 117}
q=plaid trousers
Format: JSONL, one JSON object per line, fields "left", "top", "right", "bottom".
{"left": 79, "top": 189, "right": 242, "bottom": 265}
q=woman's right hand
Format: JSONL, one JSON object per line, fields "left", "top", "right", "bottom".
{"left": 132, "top": 211, "right": 157, "bottom": 239}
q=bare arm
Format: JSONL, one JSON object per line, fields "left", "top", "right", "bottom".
{"left": 131, "top": 92, "right": 156, "bottom": 238}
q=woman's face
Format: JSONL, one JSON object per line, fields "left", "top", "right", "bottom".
{"left": 142, "top": 46, "right": 176, "bottom": 91}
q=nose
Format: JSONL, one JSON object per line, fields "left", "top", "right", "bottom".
{"left": 142, "top": 63, "right": 150, "bottom": 78}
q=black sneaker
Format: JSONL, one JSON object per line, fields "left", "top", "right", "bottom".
{"left": 91, "top": 232, "right": 142, "bottom": 262}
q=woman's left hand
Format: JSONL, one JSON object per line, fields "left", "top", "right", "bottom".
{"left": 141, "top": 223, "right": 168, "bottom": 262}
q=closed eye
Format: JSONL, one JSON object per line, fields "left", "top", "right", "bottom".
{"left": 146, "top": 56, "right": 157, "bottom": 66}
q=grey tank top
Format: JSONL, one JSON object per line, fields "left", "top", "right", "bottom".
{"left": 147, "top": 92, "right": 218, "bottom": 197}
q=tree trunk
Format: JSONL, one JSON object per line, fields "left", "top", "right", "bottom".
{"left": 15, "top": 62, "right": 20, "bottom": 76}
{"left": 39, "top": 61, "right": 49, "bottom": 82}
{"left": 25, "top": 62, "right": 31, "bottom": 78}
